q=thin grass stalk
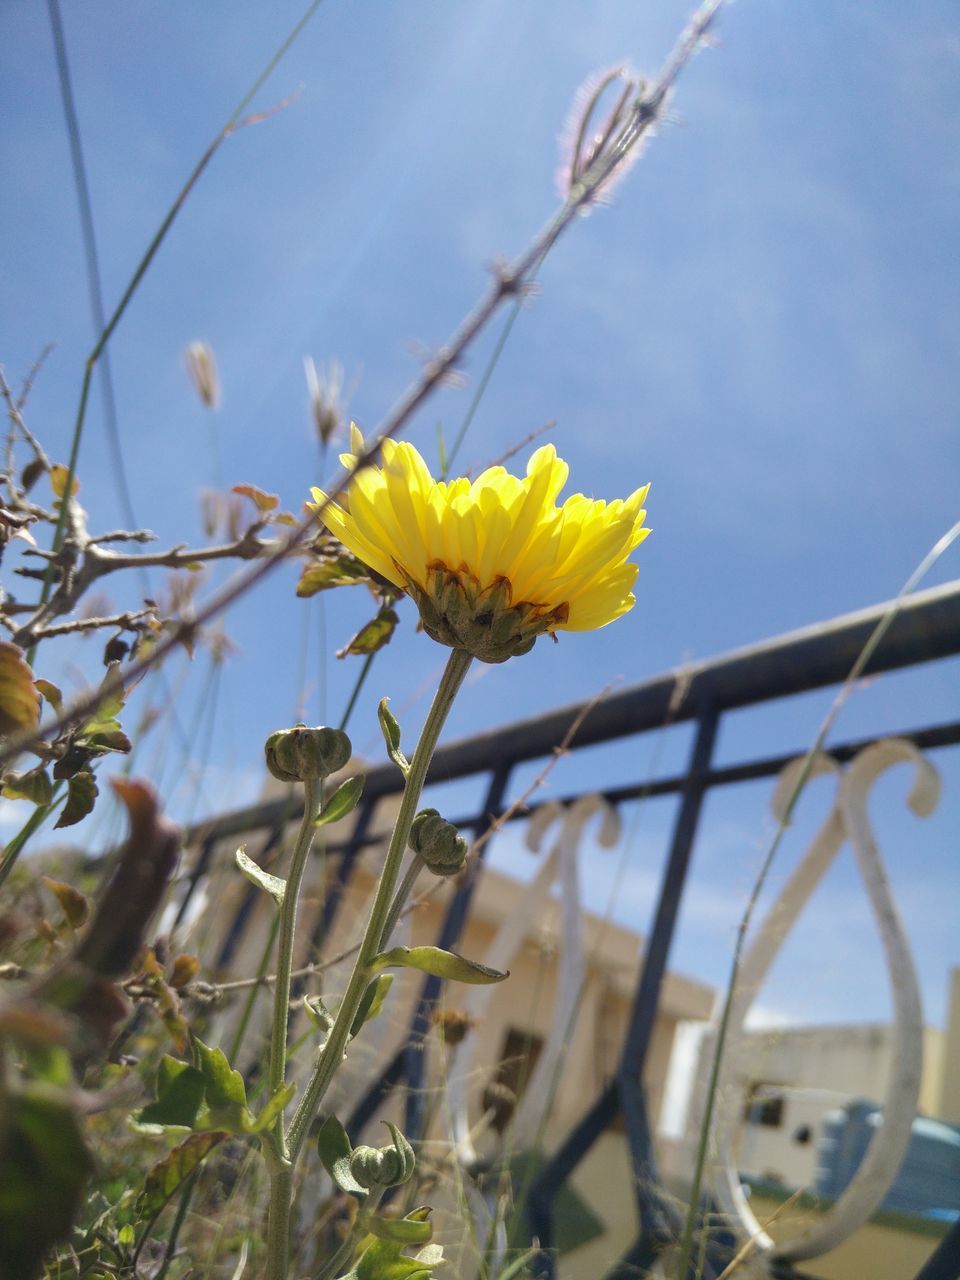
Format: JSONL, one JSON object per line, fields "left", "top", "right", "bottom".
{"left": 0, "top": 2, "right": 719, "bottom": 773}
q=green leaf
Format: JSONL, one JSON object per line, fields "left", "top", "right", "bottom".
{"left": 133, "top": 1057, "right": 206, "bottom": 1132}
{"left": 337, "top": 606, "right": 399, "bottom": 659}
{"left": 296, "top": 555, "right": 370, "bottom": 598}
{"left": 251, "top": 1081, "right": 296, "bottom": 1134}
{"left": 316, "top": 1114, "right": 367, "bottom": 1200}
{"left": 235, "top": 845, "right": 286, "bottom": 905}
{"left": 365, "top": 1212, "right": 432, "bottom": 1245}
{"left": 193, "top": 1038, "right": 251, "bottom": 1131}
{"left": 42, "top": 877, "right": 89, "bottom": 930}
{"left": 348, "top": 1210, "right": 438, "bottom": 1280}
{"left": 54, "top": 770, "right": 98, "bottom": 829}
{"left": 371, "top": 946, "right": 508, "bottom": 985}
{"left": 138, "top": 1130, "right": 227, "bottom": 1216}
{"left": 0, "top": 1086, "right": 93, "bottom": 1280}
{"left": 315, "top": 774, "right": 364, "bottom": 828}
{"left": 377, "top": 698, "right": 409, "bottom": 776}
{"left": 0, "top": 641, "right": 40, "bottom": 734}
{"left": 304, "top": 993, "right": 335, "bottom": 1035}
{"left": 1, "top": 764, "right": 53, "bottom": 806}
{"left": 350, "top": 974, "right": 394, "bottom": 1039}
{"left": 34, "top": 677, "right": 63, "bottom": 713}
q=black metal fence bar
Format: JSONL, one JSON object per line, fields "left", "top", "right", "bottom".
{"left": 180, "top": 581, "right": 960, "bottom": 1280}
{"left": 185, "top": 582, "right": 960, "bottom": 849}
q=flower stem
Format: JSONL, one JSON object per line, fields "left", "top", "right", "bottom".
{"left": 285, "top": 648, "right": 472, "bottom": 1166}
{"left": 378, "top": 852, "right": 425, "bottom": 950}
{"left": 265, "top": 775, "right": 323, "bottom": 1280}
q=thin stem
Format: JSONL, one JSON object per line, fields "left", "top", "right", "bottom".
{"left": 265, "top": 775, "right": 323, "bottom": 1280}
{"left": 338, "top": 650, "right": 375, "bottom": 731}
{"left": 378, "top": 852, "right": 425, "bottom": 949}
{"left": 270, "top": 776, "right": 323, "bottom": 1116}
{"left": 0, "top": 3, "right": 713, "bottom": 771}
{"left": 285, "top": 648, "right": 472, "bottom": 1164}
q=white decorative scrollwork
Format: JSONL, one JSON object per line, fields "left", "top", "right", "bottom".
{"left": 711, "top": 738, "right": 940, "bottom": 1263}
{"left": 448, "top": 793, "right": 620, "bottom": 1166}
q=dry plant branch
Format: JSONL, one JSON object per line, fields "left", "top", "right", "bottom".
{"left": 0, "top": 0, "right": 721, "bottom": 770}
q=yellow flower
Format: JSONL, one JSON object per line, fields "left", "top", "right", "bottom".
{"left": 310, "top": 425, "right": 650, "bottom": 663}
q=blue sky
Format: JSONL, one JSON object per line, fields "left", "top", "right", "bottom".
{"left": 1, "top": 2, "right": 958, "bottom": 1037}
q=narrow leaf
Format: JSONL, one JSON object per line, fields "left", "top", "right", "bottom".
{"left": 378, "top": 698, "right": 409, "bottom": 775}
{"left": 42, "top": 877, "right": 89, "bottom": 930}
{"left": 138, "top": 1131, "right": 226, "bottom": 1216}
{"left": 337, "top": 606, "right": 399, "bottom": 659}
{"left": 365, "top": 1214, "right": 432, "bottom": 1245}
{"left": 304, "top": 993, "right": 335, "bottom": 1035}
{"left": 315, "top": 774, "right": 364, "bottom": 828}
{"left": 235, "top": 845, "right": 285, "bottom": 905}
{"left": 34, "top": 678, "right": 63, "bottom": 713}
{"left": 350, "top": 974, "right": 394, "bottom": 1039}
{"left": 54, "top": 770, "right": 98, "bottom": 829}
{"left": 371, "top": 946, "right": 508, "bottom": 986}
{"left": 233, "top": 482, "right": 279, "bottom": 512}
{"left": 252, "top": 1081, "right": 296, "bottom": 1133}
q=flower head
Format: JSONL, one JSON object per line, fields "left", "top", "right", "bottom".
{"left": 309, "top": 425, "right": 649, "bottom": 663}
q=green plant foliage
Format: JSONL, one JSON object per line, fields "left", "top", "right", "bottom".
{"left": 0, "top": 1085, "right": 94, "bottom": 1280}
{"left": 138, "top": 1130, "right": 227, "bottom": 1218}
{"left": 296, "top": 552, "right": 372, "bottom": 598}
{"left": 42, "top": 876, "right": 89, "bottom": 930}
{"left": 1, "top": 764, "right": 53, "bottom": 806}
{"left": 371, "top": 945, "right": 508, "bottom": 985}
{"left": 339, "top": 1209, "right": 443, "bottom": 1280}
{"left": 377, "top": 698, "right": 409, "bottom": 775}
{"left": 316, "top": 1114, "right": 369, "bottom": 1200}
{"left": 134, "top": 1056, "right": 207, "bottom": 1133}
{"left": 337, "top": 605, "right": 399, "bottom": 659}
{"left": 54, "top": 769, "right": 98, "bottom": 829}
{"left": 235, "top": 845, "right": 286, "bottom": 905}
{"left": 0, "top": 641, "right": 40, "bottom": 734}
{"left": 315, "top": 773, "right": 365, "bottom": 827}
{"left": 349, "top": 973, "right": 394, "bottom": 1038}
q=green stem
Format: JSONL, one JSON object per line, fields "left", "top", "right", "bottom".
{"left": 265, "top": 775, "right": 323, "bottom": 1280}
{"left": 270, "top": 777, "right": 323, "bottom": 1119}
{"left": 378, "top": 852, "right": 424, "bottom": 950}
{"left": 285, "top": 648, "right": 471, "bottom": 1166}
{"left": 0, "top": 787, "right": 65, "bottom": 889}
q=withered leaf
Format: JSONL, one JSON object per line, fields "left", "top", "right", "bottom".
{"left": 0, "top": 642, "right": 40, "bottom": 735}
{"left": 55, "top": 770, "right": 98, "bottom": 829}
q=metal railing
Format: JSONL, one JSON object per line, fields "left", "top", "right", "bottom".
{"left": 184, "top": 578, "right": 960, "bottom": 1279}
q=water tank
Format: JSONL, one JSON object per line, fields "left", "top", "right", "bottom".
{"left": 816, "top": 1098, "right": 960, "bottom": 1216}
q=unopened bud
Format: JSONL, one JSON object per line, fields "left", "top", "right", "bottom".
{"left": 409, "top": 808, "right": 468, "bottom": 877}
{"left": 348, "top": 1123, "right": 415, "bottom": 1189}
{"left": 265, "top": 724, "right": 351, "bottom": 783}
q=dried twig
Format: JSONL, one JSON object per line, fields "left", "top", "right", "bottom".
{"left": 0, "top": 0, "right": 722, "bottom": 769}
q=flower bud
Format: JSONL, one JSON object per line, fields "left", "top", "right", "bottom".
{"left": 408, "top": 808, "right": 468, "bottom": 877}
{"left": 264, "top": 724, "right": 351, "bottom": 783}
{"left": 347, "top": 1123, "right": 415, "bottom": 1189}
